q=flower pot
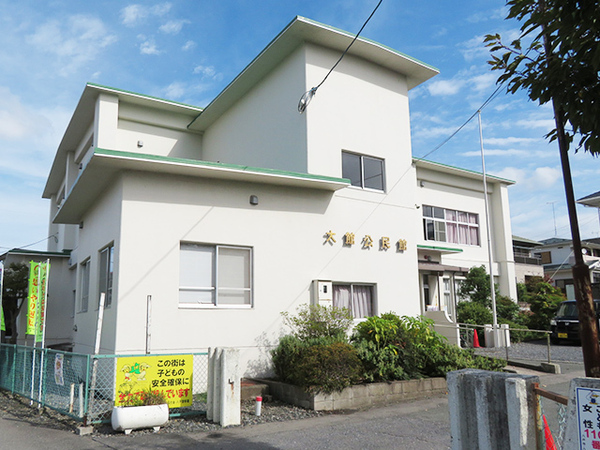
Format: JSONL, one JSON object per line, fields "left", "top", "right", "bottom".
{"left": 111, "top": 404, "right": 169, "bottom": 434}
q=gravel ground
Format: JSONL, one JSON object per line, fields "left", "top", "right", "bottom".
{"left": 474, "top": 339, "right": 584, "bottom": 363}
{"left": 0, "top": 389, "right": 325, "bottom": 437}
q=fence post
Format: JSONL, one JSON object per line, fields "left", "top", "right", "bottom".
{"left": 83, "top": 354, "right": 91, "bottom": 425}
{"left": 11, "top": 344, "right": 16, "bottom": 394}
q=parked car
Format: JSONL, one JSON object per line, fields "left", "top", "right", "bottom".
{"left": 550, "top": 299, "right": 600, "bottom": 344}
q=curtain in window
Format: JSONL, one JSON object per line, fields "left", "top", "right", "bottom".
{"left": 333, "top": 285, "right": 351, "bottom": 311}
{"left": 352, "top": 285, "right": 373, "bottom": 318}
{"left": 447, "top": 223, "right": 458, "bottom": 243}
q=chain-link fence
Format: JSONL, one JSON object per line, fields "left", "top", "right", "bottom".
{"left": 0, "top": 344, "right": 208, "bottom": 423}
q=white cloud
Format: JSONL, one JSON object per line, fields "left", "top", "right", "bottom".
{"left": 140, "top": 40, "right": 161, "bottom": 55}
{"left": 182, "top": 40, "right": 196, "bottom": 51}
{"left": 121, "top": 5, "right": 147, "bottom": 26}
{"left": 466, "top": 7, "right": 507, "bottom": 23}
{"left": 460, "top": 148, "right": 527, "bottom": 157}
{"left": 426, "top": 79, "right": 465, "bottom": 96}
{"left": 164, "top": 82, "right": 186, "bottom": 99}
{"left": 159, "top": 20, "right": 190, "bottom": 35}
{"left": 515, "top": 118, "right": 556, "bottom": 130}
{"left": 0, "top": 87, "right": 52, "bottom": 141}
{"left": 459, "top": 35, "right": 488, "bottom": 61}
{"left": 193, "top": 65, "right": 222, "bottom": 81}
{"left": 532, "top": 166, "right": 561, "bottom": 188}
{"left": 484, "top": 137, "right": 539, "bottom": 146}
{"left": 121, "top": 3, "right": 172, "bottom": 26}
{"left": 26, "top": 15, "right": 117, "bottom": 76}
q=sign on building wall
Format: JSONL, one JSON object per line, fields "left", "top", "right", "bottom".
{"left": 115, "top": 355, "right": 193, "bottom": 408}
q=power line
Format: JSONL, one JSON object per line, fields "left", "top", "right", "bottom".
{"left": 418, "top": 84, "right": 504, "bottom": 160}
{"left": 298, "top": 0, "right": 384, "bottom": 113}
{"left": 0, "top": 234, "right": 58, "bottom": 251}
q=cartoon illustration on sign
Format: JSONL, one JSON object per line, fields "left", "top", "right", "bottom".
{"left": 121, "top": 362, "right": 150, "bottom": 383}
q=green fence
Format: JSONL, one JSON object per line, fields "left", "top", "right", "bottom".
{"left": 0, "top": 344, "right": 208, "bottom": 423}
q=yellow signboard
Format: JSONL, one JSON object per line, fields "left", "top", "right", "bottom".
{"left": 115, "top": 355, "right": 193, "bottom": 408}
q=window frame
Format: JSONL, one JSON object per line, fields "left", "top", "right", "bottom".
{"left": 79, "top": 258, "right": 90, "bottom": 313}
{"left": 342, "top": 151, "right": 386, "bottom": 192}
{"left": 179, "top": 242, "right": 253, "bottom": 309}
{"left": 98, "top": 244, "right": 114, "bottom": 309}
{"left": 422, "top": 205, "right": 480, "bottom": 246}
{"left": 332, "top": 282, "right": 376, "bottom": 319}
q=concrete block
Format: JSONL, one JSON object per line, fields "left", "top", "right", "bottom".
{"left": 76, "top": 426, "right": 94, "bottom": 436}
{"left": 352, "top": 384, "right": 369, "bottom": 399}
{"left": 367, "top": 383, "right": 386, "bottom": 398}
{"left": 219, "top": 348, "right": 241, "bottom": 427}
{"left": 540, "top": 362, "right": 561, "bottom": 374}
{"left": 403, "top": 379, "right": 419, "bottom": 394}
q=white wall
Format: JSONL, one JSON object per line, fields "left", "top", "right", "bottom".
{"left": 416, "top": 167, "right": 517, "bottom": 299}
{"left": 71, "top": 179, "right": 123, "bottom": 354}
{"left": 112, "top": 171, "right": 420, "bottom": 375}
{"left": 202, "top": 47, "right": 308, "bottom": 172}
{"left": 304, "top": 44, "right": 412, "bottom": 181}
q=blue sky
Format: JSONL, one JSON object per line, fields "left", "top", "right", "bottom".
{"left": 1, "top": 0, "right": 598, "bottom": 252}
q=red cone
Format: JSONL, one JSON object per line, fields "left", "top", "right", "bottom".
{"left": 543, "top": 415, "right": 557, "bottom": 450}
{"left": 473, "top": 329, "right": 480, "bottom": 348}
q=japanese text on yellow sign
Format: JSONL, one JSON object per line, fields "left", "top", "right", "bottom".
{"left": 115, "top": 355, "right": 193, "bottom": 408}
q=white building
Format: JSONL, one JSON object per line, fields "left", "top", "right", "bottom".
{"left": 534, "top": 237, "right": 600, "bottom": 299}
{"left": 38, "top": 17, "right": 516, "bottom": 375}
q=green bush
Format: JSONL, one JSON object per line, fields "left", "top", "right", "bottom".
{"left": 353, "top": 339, "right": 410, "bottom": 382}
{"left": 271, "top": 335, "right": 362, "bottom": 393}
{"left": 281, "top": 304, "right": 353, "bottom": 341}
{"left": 527, "top": 282, "right": 565, "bottom": 330}
{"left": 497, "top": 295, "right": 520, "bottom": 321}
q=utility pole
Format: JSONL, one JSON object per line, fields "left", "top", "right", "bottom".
{"left": 547, "top": 201, "right": 557, "bottom": 236}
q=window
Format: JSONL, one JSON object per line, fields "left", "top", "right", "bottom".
{"left": 80, "top": 259, "right": 90, "bottom": 312}
{"left": 342, "top": 151, "right": 385, "bottom": 191}
{"left": 332, "top": 284, "right": 374, "bottom": 318}
{"left": 179, "top": 243, "right": 252, "bottom": 307}
{"left": 423, "top": 205, "right": 480, "bottom": 246}
{"left": 98, "top": 244, "right": 114, "bottom": 308}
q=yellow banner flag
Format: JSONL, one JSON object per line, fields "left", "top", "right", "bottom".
{"left": 115, "top": 355, "right": 193, "bottom": 408}
{"left": 26, "top": 262, "right": 41, "bottom": 335}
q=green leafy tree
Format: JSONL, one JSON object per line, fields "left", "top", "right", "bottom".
{"left": 2, "top": 262, "right": 29, "bottom": 343}
{"left": 485, "top": 0, "right": 600, "bottom": 376}
{"left": 485, "top": 0, "right": 600, "bottom": 154}
{"left": 527, "top": 281, "right": 566, "bottom": 330}
{"left": 457, "top": 266, "right": 492, "bottom": 308}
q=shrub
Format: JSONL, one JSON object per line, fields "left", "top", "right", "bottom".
{"left": 458, "top": 265, "right": 493, "bottom": 308}
{"left": 292, "top": 342, "right": 363, "bottom": 393}
{"left": 497, "top": 295, "right": 520, "bottom": 321}
{"left": 281, "top": 304, "right": 353, "bottom": 341}
{"left": 527, "top": 282, "right": 565, "bottom": 330}
{"left": 271, "top": 335, "right": 362, "bottom": 393}
{"left": 353, "top": 339, "right": 410, "bottom": 382}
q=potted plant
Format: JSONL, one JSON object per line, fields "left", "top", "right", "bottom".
{"left": 111, "top": 388, "right": 169, "bottom": 434}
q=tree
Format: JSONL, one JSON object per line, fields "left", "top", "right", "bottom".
{"left": 458, "top": 266, "right": 493, "bottom": 308}
{"left": 486, "top": 0, "right": 600, "bottom": 377}
{"left": 2, "top": 262, "right": 29, "bottom": 344}
{"left": 485, "top": 0, "right": 600, "bottom": 154}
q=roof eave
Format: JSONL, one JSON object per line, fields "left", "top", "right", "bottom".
{"left": 188, "top": 16, "right": 439, "bottom": 132}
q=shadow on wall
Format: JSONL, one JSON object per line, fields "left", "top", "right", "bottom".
{"left": 245, "top": 332, "right": 279, "bottom": 378}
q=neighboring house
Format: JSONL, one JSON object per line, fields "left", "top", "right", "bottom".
{"left": 534, "top": 237, "right": 600, "bottom": 299}
{"left": 512, "top": 235, "right": 544, "bottom": 284}
{"left": 0, "top": 249, "right": 71, "bottom": 349}
{"left": 38, "top": 17, "right": 517, "bottom": 374}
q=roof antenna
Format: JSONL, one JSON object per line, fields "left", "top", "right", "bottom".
{"left": 297, "top": 0, "right": 384, "bottom": 113}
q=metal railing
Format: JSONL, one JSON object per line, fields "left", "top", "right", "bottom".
{"left": 0, "top": 344, "right": 208, "bottom": 423}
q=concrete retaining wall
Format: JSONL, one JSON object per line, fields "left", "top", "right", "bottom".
{"left": 252, "top": 377, "right": 447, "bottom": 411}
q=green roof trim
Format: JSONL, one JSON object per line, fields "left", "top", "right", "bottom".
{"left": 413, "top": 157, "right": 515, "bottom": 184}
{"left": 87, "top": 83, "right": 204, "bottom": 111}
{"left": 417, "top": 244, "right": 463, "bottom": 253}
{"left": 95, "top": 148, "right": 351, "bottom": 184}
{"left": 2, "top": 249, "right": 70, "bottom": 257}
{"left": 297, "top": 16, "right": 439, "bottom": 73}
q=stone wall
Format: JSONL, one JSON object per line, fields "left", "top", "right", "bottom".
{"left": 252, "top": 377, "right": 447, "bottom": 411}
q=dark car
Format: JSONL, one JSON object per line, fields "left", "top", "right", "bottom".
{"left": 550, "top": 299, "right": 600, "bottom": 344}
